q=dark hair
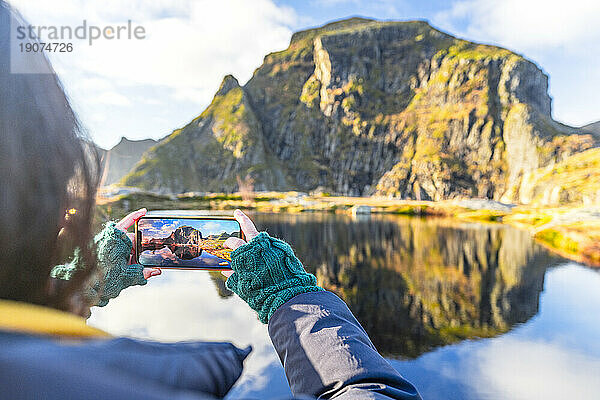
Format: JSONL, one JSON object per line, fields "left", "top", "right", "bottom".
{"left": 0, "top": 1, "right": 100, "bottom": 311}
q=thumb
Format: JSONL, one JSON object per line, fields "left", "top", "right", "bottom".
{"left": 143, "top": 268, "right": 161, "bottom": 280}
{"left": 224, "top": 237, "right": 246, "bottom": 250}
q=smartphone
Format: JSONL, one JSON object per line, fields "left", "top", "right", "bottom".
{"left": 134, "top": 211, "right": 243, "bottom": 269}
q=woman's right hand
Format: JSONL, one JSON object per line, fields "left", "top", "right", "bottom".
{"left": 221, "top": 209, "right": 259, "bottom": 278}
{"left": 222, "top": 210, "right": 323, "bottom": 323}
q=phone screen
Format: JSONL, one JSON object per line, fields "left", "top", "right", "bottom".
{"left": 136, "top": 217, "right": 241, "bottom": 269}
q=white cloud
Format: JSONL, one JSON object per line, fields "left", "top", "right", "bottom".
{"left": 78, "top": 77, "right": 113, "bottom": 92}
{"left": 434, "top": 0, "right": 600, "bottom": 126}
{"left": 8, "top": 0, "right": 297, "bottom": 148}
{"left": 88, "top": 112, "right": 108, "bottom": 123}
{"left": 94, "top": 91, "right": 132, "bottom": 107}
{"left": 472, "top": 338, "right": 600, "bottom": 399}
{"left": 436, "top": 0, "right": 600, "bottom": 49}
{"left": 200, "top": 221, "right": 223, "bottom": 234}
{"left": 137, "top": 218, "right": 181, "bottom": 237}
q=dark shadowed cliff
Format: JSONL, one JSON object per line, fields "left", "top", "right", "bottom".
{"left": 122, "top": 18, "right": 596, "bottom": 201}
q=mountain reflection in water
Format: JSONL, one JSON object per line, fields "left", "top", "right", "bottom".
{"left": 251, "top": 214, "right": 561, "bottom": 358}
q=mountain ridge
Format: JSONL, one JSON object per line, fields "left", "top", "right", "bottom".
{"left": 582, "top": 121, "right": 600, "bottom": 138}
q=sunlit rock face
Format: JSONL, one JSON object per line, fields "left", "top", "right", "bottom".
{"left": 122, "top": 18, "right": 595, "bottom": 200}
{"left": 254, "top": 214, "right": 561, "bottom": 358}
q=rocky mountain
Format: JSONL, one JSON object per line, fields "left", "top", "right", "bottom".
{"left": 145, "top": 226, "right": 202, "bottom": 259}
{"left": 168, "top": 225, "right": 202, "bottom": 245}
{"left": 100, "top": 137, "right": 157, "bottom": 186}
{"left": 122, "top": 17, "right": 596, "bottom": 201}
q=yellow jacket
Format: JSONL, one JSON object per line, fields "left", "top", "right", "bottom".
{"left": 0, "top": 299, "right": 109, "bottom": 337}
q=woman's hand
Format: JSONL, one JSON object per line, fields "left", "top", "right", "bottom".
{"left": 221, "top": 209, "right": 323, "bottom": 323}
{"left": 221, "top": 209, "right": 259, "bottom": 278}
{"left": 115, "top": 208, "right": 161, "bottom": 280}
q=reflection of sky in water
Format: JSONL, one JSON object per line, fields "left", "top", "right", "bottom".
{"left": 392, "top": 263, "right": 600, "bottom": 399}
{"left": 88, "top": 263, "right": 600, "bottom": 399}
{"left": 140, "top": 247, "right": 228, "bottom": 267}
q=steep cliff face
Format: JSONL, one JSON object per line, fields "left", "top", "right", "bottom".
{"left": 122, "top": 18, "right": 596, "bottom": 200}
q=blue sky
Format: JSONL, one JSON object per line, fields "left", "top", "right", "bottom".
{"left": 10, "top": 0, "right": 600, "bottom": 149}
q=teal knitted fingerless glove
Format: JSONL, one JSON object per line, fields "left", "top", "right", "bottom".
{"left": 93, "top": 221, "right": 147, "bottom": 306}
{"left": 51, "top": 221, "right": 147, "bottom": 307}
{"left": 226, "top": 232, "right": 324, "bottom": 323}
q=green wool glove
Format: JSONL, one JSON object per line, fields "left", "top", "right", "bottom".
{"left": 226, "top": 232, "right": 324, "bottom": 323}
{"left": 51, "top": 221, "right": 147, "bottom": 307}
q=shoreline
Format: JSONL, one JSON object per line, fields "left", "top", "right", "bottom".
{"left": 96, "top": 189, "right": 600, "bottom": 268}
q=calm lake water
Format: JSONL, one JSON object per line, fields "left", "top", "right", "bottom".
{"left": 89, "top": 213, "right": 600, "bottom": 399}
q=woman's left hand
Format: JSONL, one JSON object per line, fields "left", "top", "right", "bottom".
{"left": 115, "top": 208, "right": 161, "bottom": 280}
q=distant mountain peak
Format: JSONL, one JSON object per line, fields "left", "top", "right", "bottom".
{"left": 117, "top": 136, "right": 134, "bottom": 145}
{"left": 112, "top": 136, "right": 156, "bottom": 148}
{"left": 215, "top": 74, "right": 240, "bottom": 97}
{"left": 100, "top": 136, "right": 157, "bottom": 186}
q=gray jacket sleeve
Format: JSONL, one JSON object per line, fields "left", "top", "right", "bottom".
{"left": 268, "top": 291, "right": 421, "bottom": 399}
